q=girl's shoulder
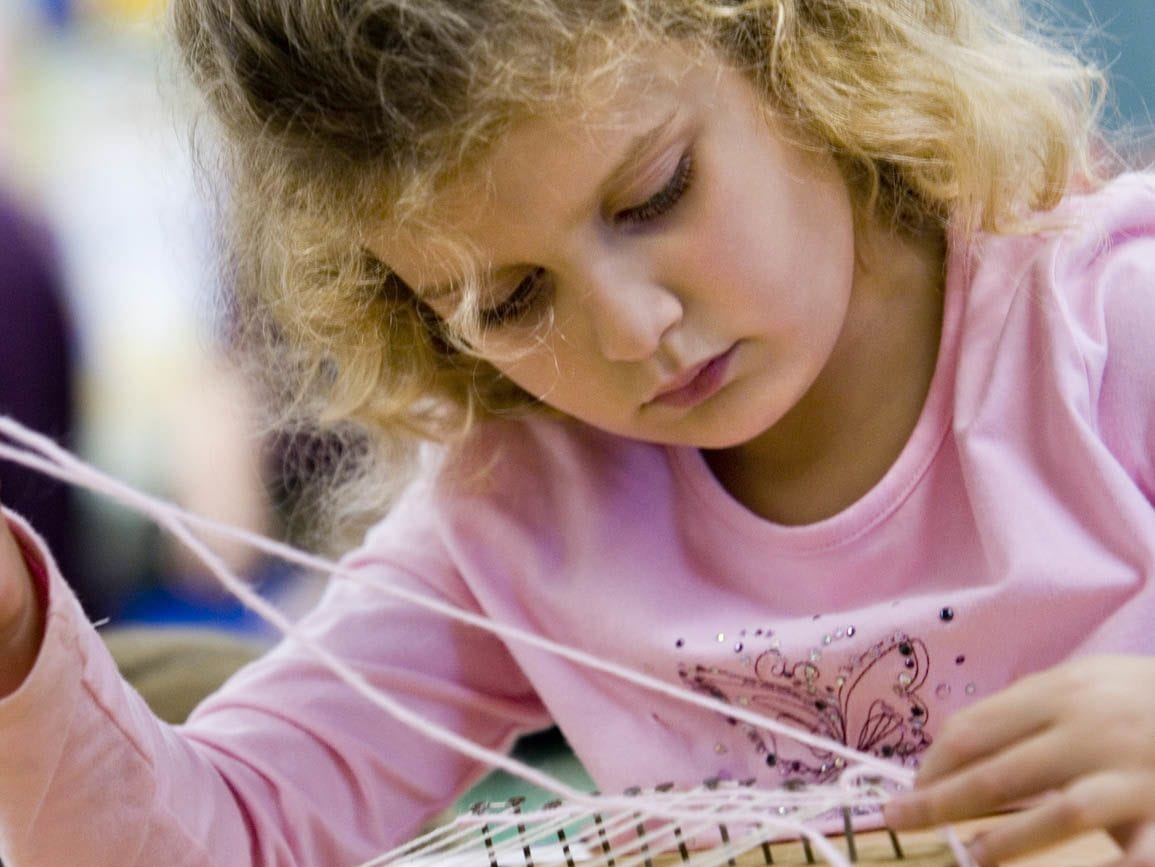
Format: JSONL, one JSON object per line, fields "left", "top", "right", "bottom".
{"left": 948, "top": 171, "right": 1155, "bottom": 427}
{"left": 355, "top": 416, "right": 678, "bottom": 569}
{"left": 961, "top": 172, "right": 1155, "bottom": 304}
{"left": 430, "top": 415, "right": 666, "bottom": 508}
{"left": 1033, "top": 171, "right": 1155, "bottom": 304}
{"left": 1051, "top": 171, "right": 1155, "bottom": 241}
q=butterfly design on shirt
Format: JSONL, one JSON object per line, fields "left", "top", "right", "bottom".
{"left": 677, "top": 632, "right": 932, "bottom": 783}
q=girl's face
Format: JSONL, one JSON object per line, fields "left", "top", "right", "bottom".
{"left": 373, "top": 47, "right": 858, "bottom": 450}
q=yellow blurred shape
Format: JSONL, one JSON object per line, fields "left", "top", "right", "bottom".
{"left": 78, "top": 0, "right": 163, "bottom": 23}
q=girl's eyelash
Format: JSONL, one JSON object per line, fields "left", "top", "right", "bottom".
{"left": 480, "top": 267, "right": 549, "bottom": 329}
{"left": 614, "top": 151, "right": 694, "bottom": 226}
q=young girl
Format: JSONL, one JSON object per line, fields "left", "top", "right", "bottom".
{"left": 3, "top": 0, "right": 1155, "bottom": 864}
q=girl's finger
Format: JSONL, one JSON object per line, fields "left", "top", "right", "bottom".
{"left": 913, "top": 669, "right": 1066, "bottom": 783}
{"left": 915, "top": 657, "right": 1129, "bottom": 784}
{"left": 0, "top": 515, "right": 45, "bottom": 698}
{"left": 0, "top": 513, "right": 31, "bottom": 624}
{"left": 888, "top": 724, "right": 1090, "bottom": 828}
{"left": 965, "top": 771, "right": 1147, "bottom": 866}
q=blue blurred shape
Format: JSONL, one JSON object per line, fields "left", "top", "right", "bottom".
{"left": 39, "top": 0, "right": 71, "bottom": 29}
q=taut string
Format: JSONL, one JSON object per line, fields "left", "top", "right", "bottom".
{"left": 0, "top": 416, "right": 973, "bottom": 866}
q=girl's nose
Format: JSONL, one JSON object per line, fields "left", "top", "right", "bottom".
{"left": 579, "top": 257, "right": 683, "bottom": 362}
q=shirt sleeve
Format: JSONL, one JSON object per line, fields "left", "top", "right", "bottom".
{"left": 0, "top": 503, "right": 551, "bottom": 867}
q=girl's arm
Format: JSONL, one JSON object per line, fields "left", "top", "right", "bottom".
{"left": 0, "top": 496, "right": 548, "bottom": 866}
{"left": 0, "top": 510, "right": 261, "bottom": 865}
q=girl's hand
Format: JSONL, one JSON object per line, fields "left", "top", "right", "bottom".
{"left": 0, "top": 505, "right": 45, "bottom": 699}
{"left": 884, "top": 655, "right": 1155, "bottom": 866}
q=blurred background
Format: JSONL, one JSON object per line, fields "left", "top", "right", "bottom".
{"left": 0, "top": 0, "right": 1151, "bottom": 636}
{"left": 0, "top": 0, "right": 314, "bottom": 635}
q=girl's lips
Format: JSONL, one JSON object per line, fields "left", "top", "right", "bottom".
{"left": 650, "top": 345, "right": 735, "bottom": 408}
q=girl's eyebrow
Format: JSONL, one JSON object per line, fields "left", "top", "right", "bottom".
{"left": 411, "top": 109, "right": 682, "bottom": 302}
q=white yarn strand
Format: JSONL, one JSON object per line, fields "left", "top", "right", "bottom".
{"left": 0, "top": 416, "right": 911, "bottom": 783}
{"left": 0, "top": 416, "right": 948, "bottom": 866}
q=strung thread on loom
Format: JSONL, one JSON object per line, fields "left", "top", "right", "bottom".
{"left": 0, "top": 416, "right": 971, "bottom": 866}
{"left": 369, "top": 782, "right": 915, "bottom": 866}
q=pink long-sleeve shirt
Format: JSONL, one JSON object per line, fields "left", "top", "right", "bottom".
{"left": 3, "top": 174, "right": 1155, "bottom": 866}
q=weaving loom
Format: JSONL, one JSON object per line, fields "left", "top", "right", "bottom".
{"left": 374, "top": 804, "right": 1117, "bottom": 865}
{"left": 0, "top": 418, "right": 1123, "bottom": 866}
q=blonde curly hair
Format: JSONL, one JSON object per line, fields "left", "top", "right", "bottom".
{"left": 172, "top": 0, "right": 1105, "bottom": 542}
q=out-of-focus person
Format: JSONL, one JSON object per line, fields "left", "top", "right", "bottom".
{"left": 0, "top": 189, "right": 108, "bottom": 618}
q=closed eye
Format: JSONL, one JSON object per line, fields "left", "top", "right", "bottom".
{"left": 479, "top": 267, "right": 550, "bottom": 329}
{"left": 613, "top": 151, "right": 694, "bottom": 226}
{"left": 478, "top": 151, "right": 693, "bottom": 329}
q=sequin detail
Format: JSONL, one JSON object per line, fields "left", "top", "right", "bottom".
{"left": 677, "top": 632, "right": 933, "bottom": 784}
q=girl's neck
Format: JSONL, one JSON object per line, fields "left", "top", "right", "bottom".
{"left": 704, "top": 220, "right": 947, "bottom": 526}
